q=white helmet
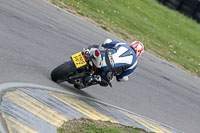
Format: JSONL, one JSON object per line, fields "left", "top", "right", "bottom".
{"left": 103, "top": 38, "right": 112, "bottom": 45}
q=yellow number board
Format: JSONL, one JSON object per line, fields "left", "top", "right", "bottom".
{"left": 71, "top": 52, "right": 87, "bottom": 68}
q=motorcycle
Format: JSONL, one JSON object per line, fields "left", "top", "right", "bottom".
{"left": 51, "top": 47, "right": 112, "bottom": 89}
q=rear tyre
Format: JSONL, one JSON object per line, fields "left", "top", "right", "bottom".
{"left": 51, "top": 60, "right": 76, "bottom": 82}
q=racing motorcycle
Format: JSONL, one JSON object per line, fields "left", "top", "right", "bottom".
{"left": 51, "top": 47, "right": 113, "bottom": 89}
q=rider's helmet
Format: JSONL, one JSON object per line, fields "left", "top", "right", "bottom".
{"left": 130, "top": 41, "right": 144, "bottom": 58}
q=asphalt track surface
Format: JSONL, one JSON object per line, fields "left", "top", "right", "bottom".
{"left": 0, "top": 0, "right": 200, "bottom": 132}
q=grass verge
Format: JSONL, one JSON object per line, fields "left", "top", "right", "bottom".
{"left": 49, "top": 0, "right": 200, "bottom": 77}
{"left": 57, "top": 118, "right": 149, "bottom": 133}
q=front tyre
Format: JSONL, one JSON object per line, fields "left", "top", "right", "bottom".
{"left": 51, "top": 60, "right": 76, "bottom": 82}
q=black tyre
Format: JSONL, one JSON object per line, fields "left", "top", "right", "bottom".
{"left": 197, "top": 6, "right": 200, "bottom": 12}
{"left": 164, "top": 1, "right": 177, "bottom": 9}
{"left": 179, "top": 5, "right": 194, "bottom": 13}
{"left": 51, "top": 60, "right": 76, "bottom": 82}
{"left": 158, "top": 0, "right": 165, "bottom": 3}
{"left": 179, "top": 5, "right": 194, "bottom": 17}
{"left": 181, "top": 0, "right": 199, "bottom": 9}
{"left": 196, "top": 17, "right": 200, "bottom": 23}
{"left": 195, "top": 12, "right": 200, "bottom": 23}
{"left": 194, "top": 11, "right": 200, "bottom": 18}
{"left": 166, "top": 0, "right": 181, "bottom": 7}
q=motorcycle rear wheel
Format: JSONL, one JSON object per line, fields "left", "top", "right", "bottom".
{"left": 51, "top": 60, "right": 76, "bottom": 82}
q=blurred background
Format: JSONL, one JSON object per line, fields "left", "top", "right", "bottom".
{"left": 158, "top": 0, "right": 200, "bottom": 23}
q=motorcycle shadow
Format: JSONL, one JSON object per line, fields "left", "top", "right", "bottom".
{"left": 59, "top": 82, "right": 96, "bottom": 99}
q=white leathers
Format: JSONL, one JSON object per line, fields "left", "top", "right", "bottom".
{"left": 88, "top": 39, "right": 139, "bottom": 83}
{"left": 118, "top": 60, "right": 137, "bottom": 82}
{"left": 91, "top": 42, "right": 136, "bottom": 67}
{"left": 112, "top": 43, "right": 133, "bottom": 64}
{"left": 113, "top": 45, "right": 137, "bottom": 82}
{"left": 101, "top": 43, "right": 135, "bottom": 67}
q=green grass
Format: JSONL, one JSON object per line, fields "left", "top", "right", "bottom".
{"left": 51, "top": 0, "right": 200, "bottom": 76}
{"left": 57, "top": 118, "right": 149, "bottom": 133}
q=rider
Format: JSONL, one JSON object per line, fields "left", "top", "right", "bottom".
{"left": 83, "top": 39, "right": 144, "bottom": 88}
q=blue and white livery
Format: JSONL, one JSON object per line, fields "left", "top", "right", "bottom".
{"left": 100, "top": 41, "right": 137, "bottom": 82}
